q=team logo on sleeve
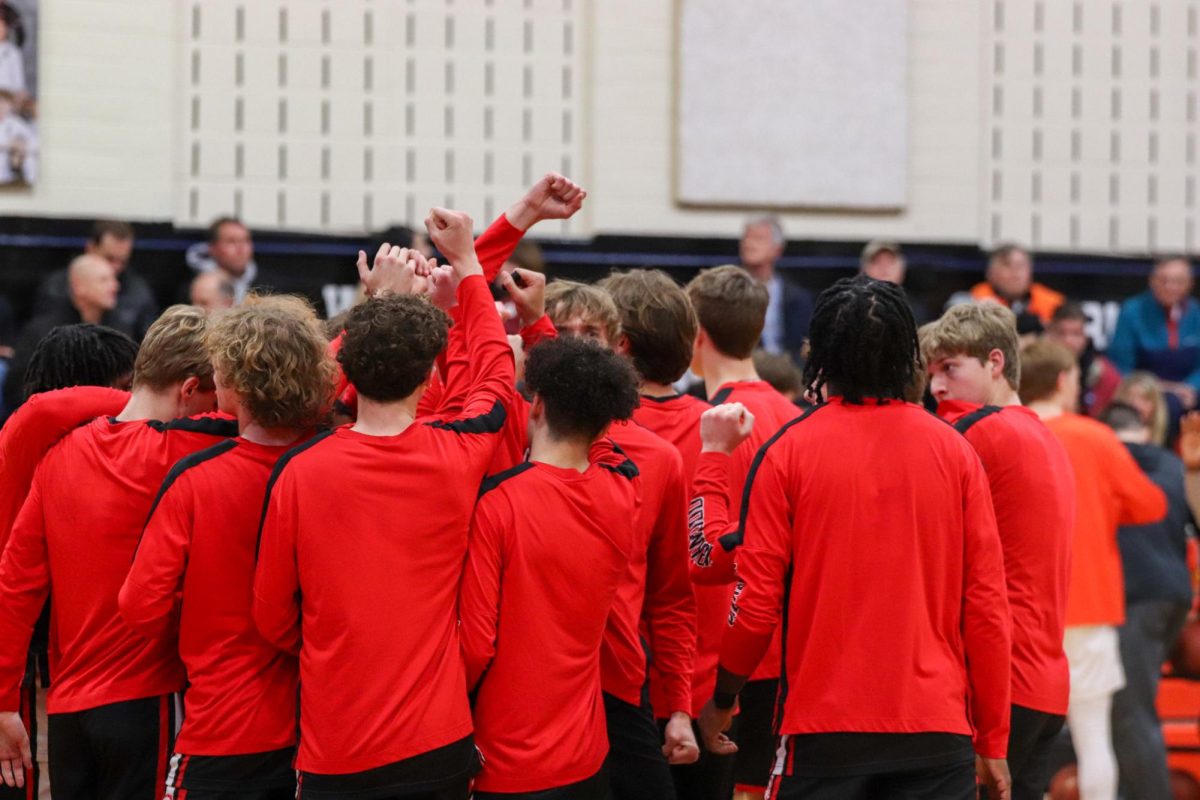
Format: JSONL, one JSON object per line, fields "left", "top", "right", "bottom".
{"left": 687, "top": 497, "right": 712, "bottom": 568}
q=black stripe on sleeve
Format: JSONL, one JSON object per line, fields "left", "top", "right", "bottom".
{"left": 599, "top": 440, "right": 639, "bottom": 480}
{"left": 135, "top": 439, "right": 240, "bottom": 561}
{"left": 709, "top": 387, "right": 734, "bottom": 406}
{"left": 255, "top": 429, "right": 336, "bottom": 559}
{"left": 952, "top": 405, "right": 1003, "bottom": 436}
{"left": 720, "top": 403, "right": 827, "bottom": 552}
{"left": 145, "top": 416, "right": 240, "bottom": 438}
{"left": 477, "top": 461, "right": 536, "bottom": 499}
{"left": 426, "top": 400, "right": 507, "bottom": 435}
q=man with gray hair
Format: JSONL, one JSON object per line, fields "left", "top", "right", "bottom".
{"left": 738, "top": 216, "right": 812, "bottom": 363}
{"left": 861, "top": 241, "right": 928, "bottom": 323}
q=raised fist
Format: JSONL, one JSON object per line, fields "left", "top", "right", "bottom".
{"left": 700, "top": 402, "right": 755, "bottom": 455}
{"left": 424, "top": 208, "right": 481, "bottom": 276}
{"left": 506, "top": 173, "right": 587, "bottom": 231}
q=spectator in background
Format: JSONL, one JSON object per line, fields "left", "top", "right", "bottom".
{"left": 186, "top": 217, "right": 257, "bottom": 303}
{"left": 1107, "top": 256, "right": 1200, "bottom": 427}
{"left": 1046, "top": 302, "right": 1122, "bottom": 417}
{"left": 971, "top": 244, "right": 1064, "bottom": 326}
{"left": 6, "top": 256, "right": 124, "bottom": 411}
{"left": 1112, "top": 373, "right": 1170, "bottom": 447}
{"left": 33, "top": 220, "right": 159, "bottom": 340}
{"left": 751, "top": 348, "right": 803, "bottom": 402}
{"left": 1101, "top": 402, "right": 1193, "bottom": 800}
{"left": 1020, "top": 339, "right": 1167, "bottom": 800}
{"left": 860, "top": 240, "right": 929, "bottom": 323}
{"left": 188, "top": 271, "right": 235, "bottom": 314}
{"left": 739, "top": 215, "right": 812, "bottom": 363}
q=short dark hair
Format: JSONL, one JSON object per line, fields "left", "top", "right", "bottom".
{"left": 338, "top": 295, "right": 449, "bottom": 402}
{"left": 22, "top": 324, "right": 139, "bottom": 400}
{"left": 208, "top": 216, "right": 246, "bottom": 244}
{"left": 803, "top": 275, "right": 920, "bottom": 403}
{"left": 1101, "top": 401, "right": 1149, "bottom": 434}
{"left": 686, "top": 265, "right": 770, "bottom": 359}
{"left": 1050, "top": 301, "right": 1088, "bottom": 325}
{"left": 1017, "top": 339, "right": 1076, "bottom": 404}
{"left": 752, "top": 349, "right": 803, "bottom": 396}
{"left": 599, "top": 269, "right": 697, "bottom": 384}
{"left": 89, "top": 219, "right": 134, "bottom": 244}
{"left": 524, "top": 336, "right": 639, "bottom": 442}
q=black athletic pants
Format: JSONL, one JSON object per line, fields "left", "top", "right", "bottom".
{"left": 666, "top": 716, "right": 738, "bottom": 800}
{"left": 473, "top": 765, "right": 608, "bottom": 800}
{"left": 732, "top": 678, "right": 779, "bottom": 791}
{"left": 767, "top": 761, "right": 976, "bottom": 800}
{"left": 299, "top": 736, "right": 477, "bottom": 800}
{"left": 48, "top": 693, "right": 180, "bottom": 800}
{"left": 164, "top": 747, "right": 297, "bottom": 799}
{"left": 603, "top": 691, "right": 675, "bottom": 800}
{"left": 983, "top": 704, "right": 1064, "bottom": 800}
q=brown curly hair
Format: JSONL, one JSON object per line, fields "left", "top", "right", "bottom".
{"left": 206, "top": 294, "right": 336, "bottom": 429}
{"left": 338, "top": 294, "right": 450, "bottom": 402}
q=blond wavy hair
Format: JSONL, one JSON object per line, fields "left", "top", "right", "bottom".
{"left": 135, "top": 304, "right": 214, "bottom": 391}
{"left": 1113, "top": 371, "right": 1169, "bottom": 446}
{"left": 206, "top": 294, "right": 336, "bottom": 429}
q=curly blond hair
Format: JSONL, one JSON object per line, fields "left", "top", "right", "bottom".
{"left": 206, "top": 294, "right": 335, "bottom": 429}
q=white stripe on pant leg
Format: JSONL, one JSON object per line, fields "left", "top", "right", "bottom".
{"left": 163, "top": 753, "right": 182, "bottom": 799}
{"left": 764, "top": 734, "right": 790, "bottom": 800}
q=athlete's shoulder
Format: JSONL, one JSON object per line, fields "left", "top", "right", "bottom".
{"left": 477, "top": 460, "right": 537, "bottom": 500}
{"left": 144, "top": 413, "right": 239, "bottom": 439}
{"left": 264, "top": 428, "right": 339, "bottom": 485}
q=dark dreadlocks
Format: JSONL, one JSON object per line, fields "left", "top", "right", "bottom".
{"left": 22, "top": 323, "right": 139, "bottom": 400}
{"left": 802, "top": 275, "right": 921, "bottom": 404}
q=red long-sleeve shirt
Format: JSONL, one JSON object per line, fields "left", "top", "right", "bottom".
{"left": 939, "top": 401, "right": 1075, "bottom": 716}
{"left": 0, "top": 387, "right": 129, "bottom": 556}
{"left": 119, "top": 437, "right": 304, "bottom": 756}
{"left": 0, "top": 414, "right": 238, "bottom": 713}
{"left": 253, "top": 274, "right": 512, "bottom": 775}
{"left": 460, "top": 443, "right": 640, "bottom": 793}
{"left": 719, "top": 398, "right": 1012, "bottom": 758}
{"left": 603, "top": 419, "right": 695, "bottom": 717}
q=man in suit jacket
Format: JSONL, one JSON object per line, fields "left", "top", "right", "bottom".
{"left": 739, "top": 215, "right": 812, "bottom": 364}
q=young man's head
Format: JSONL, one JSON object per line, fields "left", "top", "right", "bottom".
{"left": 21, "top": 323, "right": 138, "bottom": 400}
{"left": 544, "top": 280, "right": 621, "bottom": 347}
{"left": 860, "top": 241, "right": 906, "bottom": 285}
{"left": 133, "top": 305, "right": 220, "bottom": 417}
{"left": 597, "top": 269, "right": 697, "bottom": 386}
{"left": 1149, "top": 255, "right": 1194, "bottom": 309}
{"left": 920, "top": 303, "right": 1021, "bottom": 406}
{"left": 739, "top": 216, "right": 785, "bottom": 281}
{"left": 67, "top": 254, "right": 119, "bottom": 318}
{"left": 206, "top": 295, "right": 335, "bottom": 430}
{"left": 986, "top": 244, "right": 1033, "bottom": 302}
{"left": 804, "top": 275, "right": 920, "bottom": 403}
{"left": 1018, "top": 339, "right": 1079, "bottom": 410}
{"left": 84, "top": 219, "right": 135, "bottom": 275}
{"left": 752, "top": 349, "right": 803, "bottom": 400}
{"left": 208, "top": 217, "right": 254, "bottom": 278}
{"left": 685, "top": 265, "right": 770, "bottom": 372}
{"left": 524, "top": 336, "right": 639, "bottom": 444}
{"left": 1045, "top": 302, "right": 1089, "bottom": 357}
{"left": 1101, "top": 401, "right": 1153, "bottom": 445}
{"left": 337, "top": 294, "right": 449, "bottom": 404}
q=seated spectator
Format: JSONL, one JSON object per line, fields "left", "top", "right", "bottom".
{"left": 739, "top": 215, "right": 812, "bottom": 363}
{"left": 1112, "top": 372, "right": 1170, "bottom": 447}
{"left": 971, "top": 244, "right": 1064, "bottom": 326}
{"left": 188, "top": 271, "right": 235, "bottom": 314}
{"left": 860, "top": 240, "right": 928, "bottom": 323}
{"left": 1102, "top": 402, "right": 1194, "bottom": 800}
{"left": 6, "top": 256, "right": 123, "bottom": 411}
{"left": 1046, "top": 302, "right": 1122, "bottom": 416}
{"left": 1107, "top": 256, "right": 1200, "bottom": 427}
{"left": 33, "top": 220, "right": 159, "bottom": 340}
{"left": 186, "top": 217, "right": 258, "bottom": 302}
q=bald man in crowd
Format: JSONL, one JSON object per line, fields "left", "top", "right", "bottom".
{"left": 189, "top": 271, "right": 236, "bottom": 314}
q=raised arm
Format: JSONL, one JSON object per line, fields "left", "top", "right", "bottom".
{"left": 689, "top": 404, "right": 756, "bottom": 586}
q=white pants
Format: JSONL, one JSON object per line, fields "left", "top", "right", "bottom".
{"left": 1064, "top": 625, "right": 1125, "bottom": 800}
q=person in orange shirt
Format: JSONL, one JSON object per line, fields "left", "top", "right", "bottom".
{"left": 970, "top": 245, "right": 1064, "bottom": 326}
{"left": 1019, "top": 339, "right": 1167, "bottom": 800}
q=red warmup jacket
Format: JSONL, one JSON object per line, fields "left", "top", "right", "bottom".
{"left": 0, "top": 387, "right": 129, "bottom": 556}
{"left": 0, "top": 414, "right": 238, "bottom": 714}
{"left": 939, "top": 401, "right": 1076, "bottom": 716}
{"left": 603, "top": 419, "right": 695, "bottom": 718}
{"left": 460, "top": 441, "right": 640, "bottom": 793}
{"left": 329, "top": 214, "right": 526, "bottom": 418}
{"left": 719, "top": 398, "right": 1012, "bottom": 758}
{"left": 253, "top": 274, "right": 513, "bottom": 775}
{"left": 119, "top": 437, "right": 306, "bottom": 756}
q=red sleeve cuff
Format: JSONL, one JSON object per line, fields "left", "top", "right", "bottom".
{"left": 519, "top": 315, "right": 557, "bottom": 350}
{"left": 718, "top": 624, "right": 772, "bottom": 678}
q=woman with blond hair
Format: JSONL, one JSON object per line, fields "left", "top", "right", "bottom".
{"left": 1113, "top": 372, "right": 1170, "bottom": 446}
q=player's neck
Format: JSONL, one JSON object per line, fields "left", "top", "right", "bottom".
{"left": 701, "top": 355, "right": 759, "bottom": 400}
{"left": 116, "top": 387, "right": 180, "bottom": 423}
{"left": 529, "top": 429, "right": 591, "bottom": 473}
{"left": 640, "top": 380, "right": 678, "bottom": 398}
{"left": 986, "top": 383, "right": 1022, "bottom": 407}
{"left": 1026, "top": 398, "right": 1066, "bottom": 421}
{"left": 352, "top": 395, "right": 420, "bottom": 437}
{"left": 241, "top": 419, "right": 304, "bottom": 447}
